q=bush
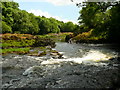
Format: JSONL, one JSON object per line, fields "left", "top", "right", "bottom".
{"left": 33, "top": 36, "right": 56, "bottom": 48}
{"left": 65, "top": 34, "right": 74, "bottom": 42}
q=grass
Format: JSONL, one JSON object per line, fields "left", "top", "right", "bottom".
{"left": 1, "top": 47, "right": 30, "bottom": 55}
{"left": 1, "top": 33, "right": 72, "bottom": 55}
{"left": 36, "top": 32, "right": 73, "bottom": 42}
{"left": 2, "top": 39, "right": 35, "bottom": 48}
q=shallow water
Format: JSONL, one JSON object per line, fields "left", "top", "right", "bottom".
{"left": 55, "top": 42, "right": 118, "bottom": 58}
{"left": 41, "top": 42, "right": 119, "bottom": 65}
{"left": 2, "top": 42, "right": 120, "bottom": 88}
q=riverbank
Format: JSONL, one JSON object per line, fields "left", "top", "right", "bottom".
{"left": 65, "top": 31, "right": 120, "bottom": 44}
{"left": 1, "top": 33, "right": 72, "bottom": 55}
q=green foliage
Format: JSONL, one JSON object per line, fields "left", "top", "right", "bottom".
{"left": 2, "top": 34, "right": 55, "bottom": 49}
{"left": 78, "top": 3, "right": 99, "bottom": 29}
{"left": 61, "top": 22, "right": 75, "bottom": 32}
{"left": 2, "top": 1, "right": 77, "bottom": 35}
{"left": 29, "top": 13, "right": 39, "bottom": 34}
{"left": 2, "top": 34, "right": 34, "bottom": 48}
{"left": 36, "top": 17, "right": 61, "bottom": 34}
{"left": 76, "top": 2, "right": 120, "bottom": 43}
{"left": 1, "top": 33, "right": 56, "bottom": 54}
{"left": 108, "top": 4, "right": 120, "bottom": 42}
{"left": 2, "top": 1, "right": 19, "bottom": 27}
{"left": 2, "top": 47, "right": 30, "bottom": 54}
{"left": 33, "top": 36, "right": 56, "bottom": 48}
{"left": 65, "top": 34, "right": 74, "bottom": 42}
{"left": 38, "top": 18, "right": 51, "bottom": 34}
{"left": 47, "top": 33, "right": 73, "bottom": 42}
{"left": 12, "top": 10, "right": 39, "bottom": 34}
{"left": 49, "top": 17, "right": 60, "bottom": 33}
{"left": 2, "top": 39, "right": 35, "bottom": 48}
{"left": 73, "top": 24, "right": 89, "bottom": 36}
{"left": 2, "top": 21, "right": 12, "bottom": 33}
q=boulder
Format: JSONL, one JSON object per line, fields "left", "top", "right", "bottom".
{"left": 50, "top": 51, "right": 63, "bottom": 59}
{"left": 23, "top": 66, "right": 44, "bottom": 77}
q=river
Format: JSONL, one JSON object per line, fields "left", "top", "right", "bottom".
{"left": 1, "top": 42, "right": 120, "bottom": 88}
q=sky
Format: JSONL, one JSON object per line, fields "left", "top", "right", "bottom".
{"left": 13, "top": 0, "right": 83, "bottom": 24}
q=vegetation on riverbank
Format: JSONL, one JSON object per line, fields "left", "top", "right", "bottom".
{"left": 1, "top": 47, "right": 30, "bottom": 55}
{"left": 1, "top": 33, "right": 71, "bottom": 55}
{"left": 66, "top": 30, "right": 108, "bottom": 44}
{"left": 68, "top": 1, "right": 120, "bottom": 44}
{"left": 1, "top": 33, "right": 55, "bottom": 55}
{"left": 39, "top": 32, "right": 73, "bottom": 42}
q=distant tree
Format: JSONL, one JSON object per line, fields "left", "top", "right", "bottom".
{"left": 39, "top": 17, "right": 51, "bottom": 34}
{"left": 61, "top": 22, "right": 75, "bottom": 32}
{"left": 28, "top": 13, "right": 39, "bottom": 34}
{"left": 2, "top": 1, "right": 19, "bottom": 27}
{"left": 49, "top": 17, "right": 60, "bottom": 33}
{"left": 1, "top": 0, "right": 78, "bottom": 35}
{"left": 12, "top": 10, "right": 39, "bottom": 34}
{"left": 2, "top": 21, "right": 12, "bottom": 33}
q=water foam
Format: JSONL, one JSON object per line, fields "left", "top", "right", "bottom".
{"left": 81, "top": 50, "right": 112, "bottom": 62}
{"left": 41, "top": 50, "right": 113, "bottom": 65}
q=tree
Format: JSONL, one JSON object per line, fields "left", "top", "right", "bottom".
{"left": 61, "top": 22, "right": 75, "bottom": 32}
{"left": 73, "top": 0, "right": 120, "bottom": 43}
{"left": 49, "top": 17, "right": 60, "bottom": 33}
{"left": 2, "top": 1, "right": 19, "bottom": 27}
{"left": 108, "top": 3, "right": 120, "bottom": 42}
{"left": 2, "top": 21, "right": 12, "bottom": 33}
{"left": 38, "top": 17, "right": 51, "bottom": 34}
{"left": 1, "top": 0, "right": 77, "bottom": 35}
{"left": 12, "top": 10, "right": 39, "bottom": 34}
{"left": 28, "top": 13, "right": 39, "bottom": 34}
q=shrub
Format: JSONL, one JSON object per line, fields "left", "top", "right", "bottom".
{"left": 65, "top": 34, "right": 74, "bottom": 42}
{"left": 33, "top": 36, "right": 56, "bottom": 48}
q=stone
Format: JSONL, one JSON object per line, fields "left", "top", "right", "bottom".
{"left": 23, "top": 66, "right": 43, "bottom": 77}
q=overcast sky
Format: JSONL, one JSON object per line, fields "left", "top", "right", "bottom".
{"left": 13, "top": 0, "right": 83, "bottom": 24}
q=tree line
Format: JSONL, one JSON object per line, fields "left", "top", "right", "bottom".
{"left": 73, "top": 1, "right": 120, "bottom": 43}
{"left": 1, "top": 1, "right": 120, "bottom": 43}
{"left": 1, "top": 1, "right": 79, "bottom": 35}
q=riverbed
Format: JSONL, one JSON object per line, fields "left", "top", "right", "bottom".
{"left": 1, "top": 42, "right": 120, "bottom": 89}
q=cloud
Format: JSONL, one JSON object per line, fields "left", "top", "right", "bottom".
{"left": 28, "top": 9, "right": 78, "bottom": 24}
{"left": 13, "top": 0, "right": 83, "bottom": 6}
{"left": 28, "top": 10, "right": 51, "bottom": 18}
{"left": 11, "top": 0, "right": 118, "bottom": 3}
{"left": 45, "top": 0, "right": 74, "bottom": 6}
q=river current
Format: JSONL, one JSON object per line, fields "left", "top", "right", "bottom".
{"left": 41, "top": 42, "right": 119, "bottom": 65}
{"left": 1, "top": 42, "right": 120, "bottom": 88}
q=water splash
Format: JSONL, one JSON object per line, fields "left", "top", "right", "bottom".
{"left": 41, "top": 50, "right": 115, "bottom": 65}
{"left": 81, "top": 50, "right": 112, "bottom": 62}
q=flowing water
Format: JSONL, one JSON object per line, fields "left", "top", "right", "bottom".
{"left": 1, "top": 42, "right": 120, "bottom": 88}
{"left": 41, "top": 42, "right": 119, "bottom": 65}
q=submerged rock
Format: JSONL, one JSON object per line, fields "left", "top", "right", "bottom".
{"left": 50, "top": 52, "right": 63, "bottom": 59}
{"left": 28, "top": 48, "right": 63, "bottom": 59}
{"left": 23, "top": 66, "right": 44, "bottom": 77}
